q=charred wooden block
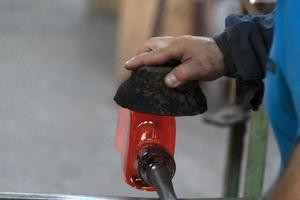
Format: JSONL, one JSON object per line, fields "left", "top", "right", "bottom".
{"left": 114, "top": 65, "right": 207, "bottom": 116}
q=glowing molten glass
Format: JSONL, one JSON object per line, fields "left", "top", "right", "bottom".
{"left": 116, "top": 107, "right": 176, "bottom": 191}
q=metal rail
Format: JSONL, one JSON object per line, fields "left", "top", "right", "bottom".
{"left": 0, "top": 192, "right": 259, "bottom": 200}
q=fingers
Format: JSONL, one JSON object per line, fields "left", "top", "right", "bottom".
{"left": 137, "top": 36, "right": 175, "bottom": 54}
{"left": 164, "top": 61, "right": 201, "bottom": 88}
{"left": 137, "top": 46, "right": 152, "bottom": 55}
{"left": 125, "top": 45, "right": 181, "bottom": 69}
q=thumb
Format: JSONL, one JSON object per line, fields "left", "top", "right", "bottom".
{"left": 164, "top": 61, "right": 201, "bottom": 88}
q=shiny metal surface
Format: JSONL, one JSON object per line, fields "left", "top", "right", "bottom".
{"left": 0, "top": 192, "right": 258, "bottom": 200}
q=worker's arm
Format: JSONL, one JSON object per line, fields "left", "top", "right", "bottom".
{"left": 265, "top": 142, "right": 300, "bottom": 200}
{"left": 214, "top": 12, "right": 274, "bottom": 110}
{"left": 125, "top": 12, "right": 274, "bottom": 110}
{"left": 214, "top": 12, "right": 274, "bottom": 78}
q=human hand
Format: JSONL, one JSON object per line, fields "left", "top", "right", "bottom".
{"left": 125, "top": 35, "right": 225, "bottom": 88}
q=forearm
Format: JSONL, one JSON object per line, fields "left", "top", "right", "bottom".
{"left": 265, "top": 142, "right": 300, "bottom": 200}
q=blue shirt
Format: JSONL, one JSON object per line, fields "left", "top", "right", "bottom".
{"left": 266, "top": 0, "right": 300, "bottom": 168}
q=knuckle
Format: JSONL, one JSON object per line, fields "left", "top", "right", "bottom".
{"left": 144, "top": 38, "right": 154, "bottom": 46}
{"left": 146, "top": 36, "right": 164, "bottom": 44}
{"left": 172, "top": 36, "right": 193, "bottom": 51}
{"left": 171, "top": 37, "right": 180, "bottom": 45}
{"left": 148, "top": 37, "right": 158, "bottom": 42}
{"left": 174, "top": 67, "right": 189, "bottom": 81}
{"left": 159, "top": 36, "right": 174, "bottom": 40}
{"left": 177, "top": 35, "right": 193, "bottom": 42}
{"left": 199, "top": 64, "right": 211, "bottom": 78}
{"left": 151, "top": 48, "right": 161, "bottom": 56}
{"left": 170, "top": 39, "right": 182, "bottom": 53}
{"left": 179, "top": 35, "right": 193, "bottom": 40}
{"left": 144, "top": 37, "right": 159, "bottom": 47}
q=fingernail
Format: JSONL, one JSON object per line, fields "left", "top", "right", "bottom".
{"left": 125, "top": 57, "right": 135, "bottom": 67}
{"left": 165, "top": 74, "right": 180, "bottom": 87}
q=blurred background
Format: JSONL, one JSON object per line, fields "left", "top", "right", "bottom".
{"left": 0, "top": 0, "right": 278, "bottom": 198}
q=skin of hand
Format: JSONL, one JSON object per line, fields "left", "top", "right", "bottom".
{"left": 124, "top": 35, "right": 225, "bottom": 88}
{"left": 265, "top": 142, "right": 300, "bottom": 200}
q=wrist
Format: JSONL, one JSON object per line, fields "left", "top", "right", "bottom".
{"left": 213, "top": 32, "right": 236, "bottom": 77}
{"left": 208, "top": 37, "right": 225, "bottom": 78}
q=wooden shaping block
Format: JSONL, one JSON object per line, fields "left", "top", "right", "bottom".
{"left": 114, "top": 65, "right": 207, "bottom": 116}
